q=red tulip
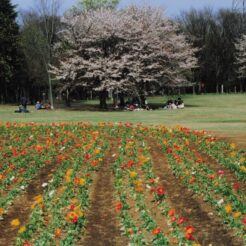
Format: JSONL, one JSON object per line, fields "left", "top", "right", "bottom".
{"left": 232, "top": 182, "right": 240, "bottom": 192}
{"left": 217, "top": 170, "right": 224, "bottom": 176}
{"left": 115, "top": 202, "right": 123, "bottom": 211}
{"left": 23, "top": 241, "right": 32, "bottom": 246}
{"left": 170, "top": 216, "right": 176, "bottom": 222}
{"left": 242, "top": 215, "right": 246, "bottom": 225}
{"left": 177, "top": 217, "right": 185, "bottom": 225}
{"left": 156, "top": 187, "right": 166, "bottom": 196}
{"left": 127, "top": 160, "right": 134, "bottom": 168}
{"left": 72, "top": 215, "right": 78, "bottom": 224}
{"left": 152, "top": 227, "right": 161, "bottom": 235}
{"left": 167, "top": 148, "right": 173, "bottom": 154}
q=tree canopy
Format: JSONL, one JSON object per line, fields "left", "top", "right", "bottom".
{"left": 50, "top": 6, "right": 197, "bottom": 104}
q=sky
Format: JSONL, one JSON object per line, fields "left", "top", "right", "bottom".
{"left": 11, "top": 0, "right": 235, "bottom": 18}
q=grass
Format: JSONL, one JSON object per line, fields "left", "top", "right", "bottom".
{"left": 0, "top": 94, "right": 246, "bottom": 135}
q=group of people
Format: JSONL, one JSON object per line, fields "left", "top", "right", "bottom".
{"left": 15, "top": 97, "right": 51, "bottom": 113}
{"left": 163, "top": 97, "right": 184, "bottom": 109}
{"left": 35, "top": 101, "right": 51, "bottom": 110}
{"left": 125, "top": 97, "right": 150, "bottom": 111}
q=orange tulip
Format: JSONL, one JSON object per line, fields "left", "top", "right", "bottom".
{"left": 55, "top": 228, "right": 62, "bottom": 238}
{"left": 168, "top": 208, "right": 176, "bottom": 217}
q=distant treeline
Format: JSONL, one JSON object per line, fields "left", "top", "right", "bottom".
{"left": 1, "top": 1, "right": 245, "bottom": 105}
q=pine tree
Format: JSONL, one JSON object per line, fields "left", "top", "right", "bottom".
{"left": 0, "top": 0, "right": 20, "bottom": 102}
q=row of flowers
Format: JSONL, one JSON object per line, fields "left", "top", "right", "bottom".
{"left": 0, "top": 122, "right": 245, "bottom": 245}
{"left": 0, "top": 123, "right": 108, "bottom": 245}
{"left": 188, "top": 128, "right": 245, "bottom": 181}
{"left": 108, "top": 126, "right": 199, "bottom": 245}
{"left": 152, "top": 127, "right": 246, "bottom": 242}
{"left": 0, "top": 124, "right": 65, "bottom": 217}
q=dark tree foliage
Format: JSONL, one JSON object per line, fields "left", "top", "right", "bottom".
{"left": 20, "top": 11, "right": 62, "bottom": 103}
{"left": 178, "top": 8, "right": 245, "bottom": 93}
{"left": 0, "top": 0, "right": 25, "bottom": 103}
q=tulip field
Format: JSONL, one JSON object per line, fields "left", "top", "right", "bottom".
{"left": 0, "top": 122, "right": 245, "bottom": 246}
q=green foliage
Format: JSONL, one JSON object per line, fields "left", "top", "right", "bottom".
{"left": 78, "top": 0, "right": 119, "bottom": 10}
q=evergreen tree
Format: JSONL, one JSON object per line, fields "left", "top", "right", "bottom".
{"left": 0, "top": 0, "right": 20, "bottom": 103}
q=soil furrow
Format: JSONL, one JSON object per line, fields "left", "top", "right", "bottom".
{"left": 79, "top": 138, "right": 128, "bottom": 246}
{"left": 147, "top": 137, "right": 242, "bottom": 246}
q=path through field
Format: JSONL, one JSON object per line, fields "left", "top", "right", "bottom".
{"left": 79, "top": 138, "right": 128, "bottom": 246}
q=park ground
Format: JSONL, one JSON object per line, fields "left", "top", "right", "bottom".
{"left": 0, "top": 94, "right": 245, "bottom": 147}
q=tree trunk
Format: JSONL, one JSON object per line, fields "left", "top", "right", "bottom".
{"left": 65, "top": 89, "right": 71, "bottom": 107}
{"left": 240, "top": 81, "right": 243, "bottom": 93}
{"left": 119, "top": 93, "right": 125, "bottom": 107}
{"left": 99, "top": 90, "right": 107, "bottom": 109}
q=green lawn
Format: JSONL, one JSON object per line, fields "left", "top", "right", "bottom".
{"left": 0, "top": 94, "right": 245, "bottom": 135}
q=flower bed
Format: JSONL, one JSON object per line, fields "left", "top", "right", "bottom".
{"left": 0, "top": 122, "right": 245, "bottom": 245}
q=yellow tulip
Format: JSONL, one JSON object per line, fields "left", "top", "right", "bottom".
{"left": 94, "top": 149, "right": 101, "bottom": 154}
{"left": 240, "top": 166, "right": 246, "bottom": 172}
{"left": 11, "top": 219, "right": 20, "bottom": 227}
{"left": 18, "top": 226, "right": 26, "bottom": 233}
{"left": 233, "top": 212, "right": 241, "bottom": 218}
{"left": 224, "top": 204, "right": 232, "bottom": 213}
{"left": 79, "top": 178, "right": 86, "bottom": 186}
{"left": 129, "top": 171, "right": 137, "bottom": 178}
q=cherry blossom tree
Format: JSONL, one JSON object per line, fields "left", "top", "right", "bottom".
{"left": 50, "top": 6, "right": 197, "bottom": 107}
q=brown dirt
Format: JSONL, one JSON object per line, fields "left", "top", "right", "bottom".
{"left": 78, "top": 138, "right": 128, "bottom": 246}
{"left": 146, "top": 137, "right": 242, "bottom": 246}
{"left": 0, "top": 160, "right": 60, "bottom": 246}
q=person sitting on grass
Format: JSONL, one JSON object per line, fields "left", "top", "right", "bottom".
{"left": 44, "top": 102, "right": 51, "bottom": 109}
{"left": 164, "top": 99, "right": 177, "bottom": 109}
{"left": 15, "top": 105, "right": 29, "bottom": 113}
{"left": 35, "top": 101, "right": 43, "bottom": 110}
{"left": 176, "top": 97, "right": 184, "bottom": 109}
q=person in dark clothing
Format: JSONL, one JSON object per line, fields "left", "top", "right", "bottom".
{"left": 20, "top": 97, "right": 27, "bottom": 110}
{"left": 19, "top": 96, "right": 29, "bottom": 112}
{"left": 14, "top": 105, "right": 29, "bottom": 113}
